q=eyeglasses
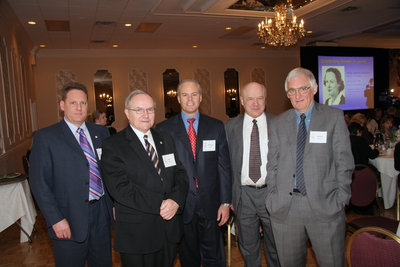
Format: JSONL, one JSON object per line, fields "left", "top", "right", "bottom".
{"left": 127, "top": 107, "right": 155, "bottom": 114}
{"left": 287, "top": 86, "right": 311, "bottom": 96}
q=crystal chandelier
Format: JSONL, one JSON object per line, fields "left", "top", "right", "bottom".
{"left": 257, "top": 0, "right": 306, "bottom": 47}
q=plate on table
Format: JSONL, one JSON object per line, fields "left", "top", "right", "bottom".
{"left": 0, "top": 172, "right": 21, "bottom": 179}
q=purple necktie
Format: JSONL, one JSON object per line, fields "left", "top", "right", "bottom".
{"left": 78, "top": 128, "right": 104, "bottom": 200}
{"left": 249, "top": 119, "right": 261, "bottom": 183}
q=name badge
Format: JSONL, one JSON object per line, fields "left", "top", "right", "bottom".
{"left": 96, "top": 148, "right": 102, "bottom": 160}
{"left": 162, "top": 153, "right": 176, "bottom": 168}
{"left": 310, "top": 131, "right": 327, "bottom": 143}
{"left": 203, "top": 140, "right": 216, "bottom": 152}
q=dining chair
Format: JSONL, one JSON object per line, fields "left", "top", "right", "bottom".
{"left": 346, "top": 226, "right": 400, "bottom": 267}
{"left": 347, "top": 164, "right": 399, "bottom": 233}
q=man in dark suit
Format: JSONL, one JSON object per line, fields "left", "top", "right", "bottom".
{"left": 225, "top": 82, "right": 280, "bottom": 267}
{"left": 29, "top": 82, "right": 113, "bottom": 267}
{"left": 156, "top": 79, "right": 232, "bottom": 267}
{"left": 266, "top": 67, "right": 354, "bottom": 267}
{"left": 101, "top": 90, "right": 188, "bottom": 267}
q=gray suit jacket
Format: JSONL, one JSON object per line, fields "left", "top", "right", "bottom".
{"left": 225, "top": 113, "right": 274, "bottom": 212}
{"left": 265, "top": 103, "right": 354, "bottom": 221}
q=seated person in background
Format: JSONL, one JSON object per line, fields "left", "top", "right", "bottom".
{"left": 380, "top": 115, "right": 394, "bottom": 140}
{"left": 349, "top": 122, "right": 379, "bottom": 165}
{"left": 350, "top": 113, "right": 373, "bottom": 144}
{"left": 394, "top": 142, "right": 400, "bottom": 186}
{"left": 366, "top": 109, "right": 379, "bottom": 135}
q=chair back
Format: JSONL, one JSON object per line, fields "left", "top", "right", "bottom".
{"left": 346, "top": 227, "right": 400, "bottom": 267}
{"left": 350, "top": 164, "right": 378, "bottom": 207}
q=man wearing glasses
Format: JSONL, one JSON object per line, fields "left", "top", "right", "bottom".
{"left": 157, "top": 79, "right": 232, "bottom": 267}
{"left": 266, "top": 67, "right": 354, "bottom": 267}
{"left": 101, "top": 90, "right": 188, "bottom": 267}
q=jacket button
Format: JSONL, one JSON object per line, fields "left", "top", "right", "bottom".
{"left": 289, "top": 192, "right": 293, "bottom": 195}
{"left": 85, "top": 181, "right": 89, "bottom": 185}
{"left": 292, "top": 174, "right": 295, "bottom": 178}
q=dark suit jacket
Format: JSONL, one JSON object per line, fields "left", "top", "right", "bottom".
{"left": 101, "top": 126, "right": 188, "bottom": 254}
{"left": 266, "top": 103, "right": 354, "bottom": 221}
{"left": 225, "top": 113, "right": 274, "bottom": 212}
{"left": 156, "top": 113, "right": 232, "bottom": 224}
{"left": 29, "top": 120, "right": 113, "bottom": 241}
{"left": 350, "top": 135, "right": 379, "bottom": 165}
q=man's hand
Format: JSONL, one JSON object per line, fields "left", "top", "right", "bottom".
{"left": 160, "top": 199, "right": 179, "bottom": 220}
{"left": 217, "top": 205, "right": 230, "bottom": 226}
{"left": 52, "top": 219, "right": 71, "bottom": 239}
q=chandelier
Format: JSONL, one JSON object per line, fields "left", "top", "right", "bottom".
{"left": 257, "top": 0, "right": 306, "bottom": 47}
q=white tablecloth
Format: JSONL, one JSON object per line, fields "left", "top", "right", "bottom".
{"left": 0, "top": 179, "right": 37, "bottom": 242}
{"left": 370, "top": 156, "right": 399, "bottom": 209}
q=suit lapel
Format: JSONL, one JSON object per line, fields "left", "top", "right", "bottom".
{"left": 59, "top": 120, "right": 86, "bottom": 160}
{"left": 286, "top": 110, "right": 298, "bottom": 163}
{"left": 174, "top": 114, "right": 195, "bottom": 160}
{"left": 86, "top": 123, "right": 102, "bottom": 160}
{"left": 196, "top": 114, "right": 208, "bottom": 158}
{"left": 151, "top": 129, "right": 168, "bottom": 181}
{"left": 233, "top": 115, "right": 244, "bottom": 167}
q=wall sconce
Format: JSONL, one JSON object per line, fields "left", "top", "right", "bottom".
{"left": 226, "top": 88, "right": 237, "bottom": 100}
{"left": 99, "top": 93, "right": 113, "bottom": 107}
{"left": 224, "top": 69, "right": 240, "bottom": 118}
{"left": 167, "top": 89, "right": 177, "bottom": 98}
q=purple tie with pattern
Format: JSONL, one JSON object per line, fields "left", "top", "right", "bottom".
{"left": 78, "top": 128, "right": 104, "bottom": 200}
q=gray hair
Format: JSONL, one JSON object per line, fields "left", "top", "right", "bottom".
{"left": 124, "top": 90, "right": 156, "bottom": 109}
{"left": 284, "top": 67, "right": 317, "bottom": 91}
{"left": 177, "top": 79, "right": 202, "bottom": 95}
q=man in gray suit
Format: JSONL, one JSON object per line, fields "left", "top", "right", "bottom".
{"left": 225, "top": 82, "right": 280, "bottom": 267}
{"left": 266, "top": 67, "right": 354, "bottom": 267}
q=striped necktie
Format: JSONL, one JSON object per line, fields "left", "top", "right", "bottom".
{"left": 77, "top": 128, "right": 104, "bottom": 200}
{"left": 144, "top": 135, "right": 161, "bottom": 175}
{"left": 295, "top": 114, "right": 307, "bottom": 195}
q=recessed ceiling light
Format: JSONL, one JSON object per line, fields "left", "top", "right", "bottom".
{"left": 307, "top": 30, "right": 313, "bottom": 34}
{"left": 112, "top": 44, "right": 119, "bottom": 48}
{"left": 225, "top": 27, "right": 232, "bottom": 30}
{"left": 124, "top": 23, "right": 132, "bottom": 27}
{"left": 192, "top": 45, "right": 198, "bottom": 48}
{"left": 39, "top": 44, "right": 46, "bottom": 48}
{"left": 260, "top": 46, "right": 266, "bottom": 49}
{"left": 28, "top": 21, "right": 36, "bottom": 25}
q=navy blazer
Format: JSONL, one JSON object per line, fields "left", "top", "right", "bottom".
{"left": 157, "top": 113, "right": 232, "bottom": 223}
{"left": 29, "top": 120, "right": 113, "bottom": 242}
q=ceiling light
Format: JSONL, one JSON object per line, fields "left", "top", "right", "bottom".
{"left": 124, "top": 23, "right": 132, "bottom": 27}
{"left": 192, "top": 45, "right": 198, "bottom": 48}
{"left": 225, "top": 27, "right": 232, "bottom": 30}
{"left": 112, "top": 44, "right": 119, "bottom": 48}
{"left": 39, "top": 44, "right": 46, "bottom": 48}
{"left": 257, "top": 0, "right": 305, "bottom": 47}
{"left": 307, "top": 30, "right": 313, "bottom": 34}
{"left": 28, "top": 21, "right": 36, "bottom": 25}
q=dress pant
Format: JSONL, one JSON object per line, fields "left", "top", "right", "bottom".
{"left": 120, "top": 241, "right": 177, "bottom": 267}
{"left": 270, "top": 192, "right": 346, "bottom": 267}
{"left": 51, "top": 197, "right": 112, "bottom": 267}
{"left": 236, "top": 186, "right": 280, "bottom": 267}
{"left": 179, "top": 196, "right": 226, "bottom": 267}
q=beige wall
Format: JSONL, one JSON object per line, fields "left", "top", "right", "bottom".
{"left": 34, "top": 49, "right": 299, "bottom": 131}
{"left": 0, "top": 0, "right": 35, "bottom": 175}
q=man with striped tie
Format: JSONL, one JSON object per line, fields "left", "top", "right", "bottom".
{"left": 101, "top": 90, "right": 188, "bottom": 267}
{"left": 29, "top": 82, "right": 114, "bottom": 267}
{"left": 266, "top": 67, "right": 354, "bottom": 267}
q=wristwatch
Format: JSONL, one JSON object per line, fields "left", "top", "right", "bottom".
{"left": 222, "top": 203, "right": 231, "bottom": 207}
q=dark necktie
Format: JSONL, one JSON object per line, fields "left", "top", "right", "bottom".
{"left": 249, "top": 119, "right": 261, "bottom": 183}
{"left": 144, "top": 135, "right": 161, "bottom": 175}
{"left": 187, "top": 118, "right": 196, "bottom": 159}
{"left": 77, "top": 128, "right": 104, "bottom": 200}
{"left": 295, "top": 114, "right": 307, "bottom": 195}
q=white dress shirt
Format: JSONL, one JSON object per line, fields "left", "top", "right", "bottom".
{"left": 241, "top": 113, "right": 268, "bottom": 186}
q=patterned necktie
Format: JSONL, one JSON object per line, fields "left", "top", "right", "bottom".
{"left": 187, "top": 118, "right": 196, "bottom": 159}
{"left": 249, "top": 119, "right": 261, "bottom": 183}
{"left": 295, "top": 114, "right": 307, "bottom": 195}
{"left": 77, "top": 128, "right": 104, "bottom": 200}
{"left": 144, "top": 135, "right": 161, "bottom": 175}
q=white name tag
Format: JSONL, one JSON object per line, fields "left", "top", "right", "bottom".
{"left": 203, "top": 140, "right": 216, "bottom": 152}
{"left": 162, "top": 153, "right": 176, "bottom": 168}
{"left": 310, "top": 131, "right": 327, "bottom": 143}
{"left": 96, "top": 148, "right": 102, "bottom": 160}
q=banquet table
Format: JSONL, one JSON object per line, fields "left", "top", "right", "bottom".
{"left": 369, "top": 154, "right": 399, "bottom": 214}
{"left": 0, "top": 175, "right": 37, "bottom": 242}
